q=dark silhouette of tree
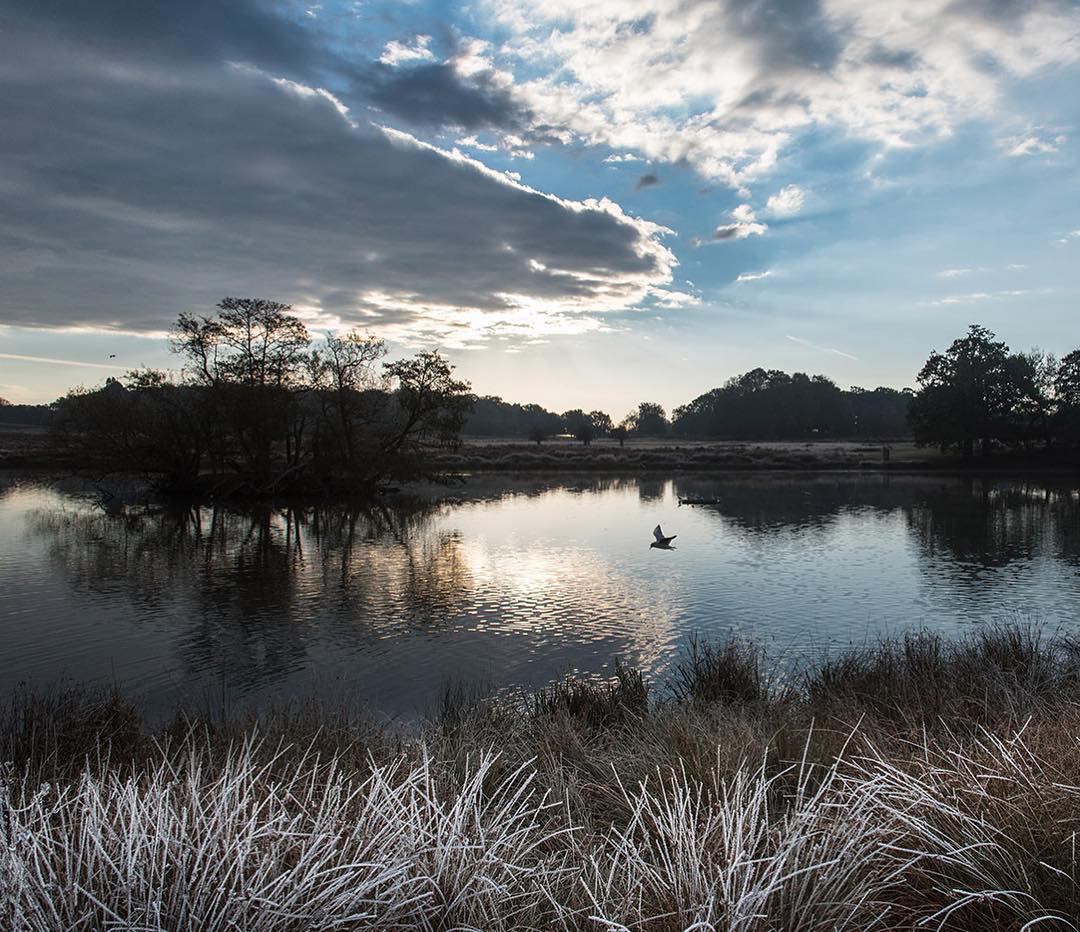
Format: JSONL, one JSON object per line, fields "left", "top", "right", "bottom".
{"left": 589, "top": 410, "right": 612, "bottom": 437}
{"left": 611, "top": 423, "right": 628, "bottom": 447}
{"left": 628, "top": 402, "right": 669, "bottom": 436}
{"left": 671, "top": 369, "right": 892, "bottom": 438}
{"left": 909, "top": 325, "right": 1016, "bottom": 457}
{"left": 561, "top": 409, "right": 591, "bottom": 444}
{"left": 1004, "top": 350, "right": 1056, "bottom": 449}
{"left": 1054, "top": 349, "right": 1080, "bottom": 445}
{"left": 53, "top": 299, "right": 471, "bottom": 493}
{"left": 463, "top": 396, "right": 561, "bottom": 439}
{"left": 381, "top": 351, "right": 471, "bottom": 479}
{"left": 527, "top": 424, "right": 548, "bottom": 445}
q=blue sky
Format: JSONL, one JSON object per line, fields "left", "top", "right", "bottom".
{"left": 1, "top": 0, "right": 1078, "bottom": 417}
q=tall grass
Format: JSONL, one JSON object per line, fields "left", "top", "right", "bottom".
{"left": 5, "top": 626, "right": 1080, "bottom": 930}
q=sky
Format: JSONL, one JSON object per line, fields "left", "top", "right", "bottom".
{"left": 1, "top": 0, "right": 1078, "bottom": 417}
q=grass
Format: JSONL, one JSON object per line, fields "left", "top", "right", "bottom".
{"left": 5, "top": 625, "right": 1080, "bottom": 929}
{"left": 435, "top": 439, "right": 907, "bottom": 473}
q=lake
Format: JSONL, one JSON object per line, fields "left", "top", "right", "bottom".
{"left": 2, "top": 471, "right": 1078, "bottom": 719}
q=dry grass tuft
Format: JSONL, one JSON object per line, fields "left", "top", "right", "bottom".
{"left": 5, "top": 627, "right": 1080, "bottom": 930}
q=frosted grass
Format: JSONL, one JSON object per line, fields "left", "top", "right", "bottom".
{"left": 4, "top": 724, "right": 1078, "bottom": 930}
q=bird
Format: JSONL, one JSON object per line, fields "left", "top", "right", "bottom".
{"left": 108, "top": 354, "right": 116, "bottom": 359}
{"left": 651, "top": 525, "right": 677, "bottom": 549}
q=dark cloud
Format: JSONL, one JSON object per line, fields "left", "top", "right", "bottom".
{"left": 725, "top": 0, "right": 846, "bottom": 76}
{"left": 712, "top": 226, "right": 741, "bottom": 240}
{"left": 370, "top": 63, "right": 525, "bottom": 131}
{"left": 635, "top": 173, "right": 661, "bottom": 191}
{"left": 0, "top": 3, "right": 671, "bottom": 338}
{"left": 1, "top": 0, "right": 323, "bottom": 70}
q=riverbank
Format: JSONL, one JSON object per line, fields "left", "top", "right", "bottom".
{"left": 5, "top": 625, "right": 1080, "bottom": 930}
{"left": 8, "top": 422, "right": 1077, "bottom": 476}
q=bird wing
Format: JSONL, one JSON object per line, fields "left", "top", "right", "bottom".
{"left": 653, "top": 525, "right": 664, "bottom": 543}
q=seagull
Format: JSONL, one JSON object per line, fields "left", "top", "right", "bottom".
{"left": 651, "top": 524, "right": 677, "bottom": 549}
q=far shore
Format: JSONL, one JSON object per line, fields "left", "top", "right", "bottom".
{"left": 3, "top": 423, "right": 1077, "bottom": 476}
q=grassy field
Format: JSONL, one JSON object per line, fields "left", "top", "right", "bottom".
{"left": 5, "top": 625, "right": 1080, "bottom": 929}
{"left": 437, "top": 437, "right": 949, "bottom": 472}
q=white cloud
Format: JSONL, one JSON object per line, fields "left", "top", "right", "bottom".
{"left": 1002, "top": 131, "right": 1066, "bottom": 157}
{"left": 929, "top": 288, "right": 1053, "bottom": 306}
{"left": 603, "top": 153, "right": 643, "bottom": 163}
{"left": 478, "top": 0, "right": 1080, "bottom": 189}
{"left": 735, "top": 269, "right": 773, "bottom": 283}
{"left": 379, "top": 35, "right": 436, "bottom": 67}
{"left": 764, "top": 185, "right": 806, "bottom": 217}
{"left": 1060, "top": 229, "right": 1080, "bottom": 244}
{"left": 705, "top": 203, "right": 767, "bottom": 243}
{"left": 456, "top": 135, "right": 499, "bottom": 152}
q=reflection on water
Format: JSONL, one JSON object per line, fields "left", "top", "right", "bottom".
{"left": 1, "top": 473, "right": 1078, "bottom": 717}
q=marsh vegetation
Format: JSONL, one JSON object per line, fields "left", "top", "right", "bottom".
{"left": 5, "top": 626, "right": 1080, "bottom": 930}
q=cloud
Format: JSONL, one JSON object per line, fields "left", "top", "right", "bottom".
{"left": 735, "top": 269, "right": 773, "bottom": 282}
{"left": 785, "top": 334, "right": 858, "bottom": 361}
{"left": 928, "top": 288, "right": 1053, "bottom": 306}
{"left": 764, "top": 185, "right": 806, "bottom": 217}
{"left": 480, "top": 0, "right": 1080, "bottom": 188}
{"left": 379, "top": 35, "right": 436, "bottom": 67}
{"left": 456, "top": 135, "right": 499, "bottom": 152}
{"left": 603, "top": 153, "right": 643, "bottom": 163}
{"left": 1002, "top": 130, "right": 1067, "bottom": 157}
{"left": 0, "top": 4, "right": 682, "bottom": 347}
{"left": 371, "top": 62, "right": 525, "bottom": 132}
{"left": 635, "top": 173, "right": 661, "bottom": 191}
{"left": 707, "top": 204, "right": 768, "bottom": 242}
{"left": 1059, "top": 229, "right": 1080, "bottom": 244}
{"left": 936, "top": 267, "right": 979, "bottom": 278}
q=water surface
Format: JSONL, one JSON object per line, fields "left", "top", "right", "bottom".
{"left": 2, "top": 472, "right": 1078, "bottom": 717}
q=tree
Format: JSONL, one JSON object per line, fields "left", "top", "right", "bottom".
{"left": 628, "top": 402, "right": 669, "bottom": 436}
{"left": 589, "top": 410, "right": 612, "bottom": 436}
{"left": 610, "top": 423, "right": 628, "bottom": 447}
{"left": 380, "top": 351, "right": 472, "bottom": 479}
{"left": 527, "top": 424, "right": 548, "bottom": 445}
{"left": 908, "top": 325, "right": 1016, "bottom": 456}
{"left": 1004, "top": 350, "right": 1056, "bottom": 449}
{"left": 561, "top": 409, "right": 591, "bottom": 444}
{"left": 1055, "top": 349, "right": 1080, "bottom": 445}
{"left": 306, "top": 332, "right": 388, "bottom": 478}
{"left": 170, "top": 298, "right": 313, "bottom": 482}
{"left": 53, "top": 298, "right": 473, "bottom": 493}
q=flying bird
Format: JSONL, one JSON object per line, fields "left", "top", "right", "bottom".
{"left": 651, "top": 525, "right": 677, "bottom": 549}
{"left": 108, "top": 354, "right": 116, "bottom": 358}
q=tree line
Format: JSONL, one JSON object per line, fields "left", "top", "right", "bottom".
{"left": 465, "top": 325, "right": 1080, "bottom": 456}
{"left": 31, "top": 309, "right": 1080, "bottom": 493}
{"left": 466, "top": 378, "right": 909, "bottom": 442}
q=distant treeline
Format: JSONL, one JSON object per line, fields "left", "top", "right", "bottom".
{"left": 465, "top": 326, "right": 1080, "bottom": 456}
{"left": 14, "top": 319, "right": 1080, "bottom": 480}
{"left": 465, "top": 375, "right": 911, "bottom": 441}
{"left": 0, "top": 403, "right": 51, "bottom": 426}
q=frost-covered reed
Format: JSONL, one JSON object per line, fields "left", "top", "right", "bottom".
{"left": 4, "top": 626, "right": 1080, "bottom": 930}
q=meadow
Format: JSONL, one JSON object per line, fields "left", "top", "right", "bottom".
{"left": 4, "top": 625, "right": 1080, "bottom": 930}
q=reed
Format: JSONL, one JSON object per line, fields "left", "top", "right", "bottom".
{"left": 4, "top": 625, "right": 1080, "bottom": 930}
